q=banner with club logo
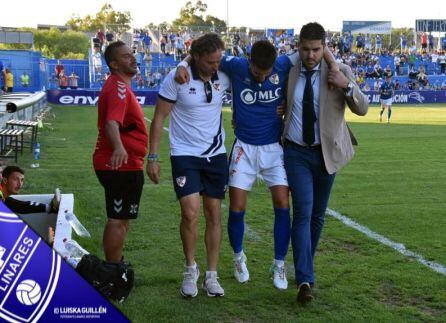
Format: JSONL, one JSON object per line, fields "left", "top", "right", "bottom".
{"left": 0, "top": 202, "right": 129, "bottom": 322}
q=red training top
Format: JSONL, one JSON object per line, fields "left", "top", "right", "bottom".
{"left": 93, "top": 74, "right": 148, "bottom": 171}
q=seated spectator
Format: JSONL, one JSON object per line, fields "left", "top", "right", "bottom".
{"left": 59, "top": 71, "right": 68, "bottom": 89}
{"left": 384, "top": 64, "right": 393, "bottom": 77}
{"left": 416, "top": 69, "right": 429, "bottom": 88}
{"left": 407, "top": 80, "right": 417, "bottom": 90}
{"left": 356, "top": 72, "right": 365, "bottom": 88}
{"left": 365, "top": 63, "right": 375, "bottom": 78}
{"left": 408, "top": 66, "right": 419, "bottom": 79}
{"left": 393, "top": 79, "right": 400, "bottom": 90}
{"left": 441, "top": 79, "right": 446, "bottom": 90}
{"left": 69, "top": 72, "right": 79, "bottom": 89}
{"left": 153, "top": 70, "right": 162, "bottom": 87}
{"left": 136, "top": 72, "right": 144, "bottom": 89}
{"left": 373, "top": 62, "right": 383, "bottom": 78}
{"left": 0, "top": 166, "right": 60, "bottom": 215}
{"left": 374, "top": 78, "right": 382, "bottom": 91}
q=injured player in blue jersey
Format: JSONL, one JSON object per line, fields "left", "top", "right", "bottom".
{"left": 175, "top": 39, "right": 338, "bottom": 291}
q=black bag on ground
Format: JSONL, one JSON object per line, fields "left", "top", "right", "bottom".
{"left": 75, "top": 254, "right": 134, "bottom": 303}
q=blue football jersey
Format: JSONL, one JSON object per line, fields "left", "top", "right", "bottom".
{"left": 219, "top": 54, "right": 295, "bottom": 145}
{"left": 380, "top": 82, "right": 394, "bottom": 99}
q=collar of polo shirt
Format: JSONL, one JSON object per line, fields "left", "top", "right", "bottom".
{"left": 190, "top": 61, "right": 219, "bottom": 83}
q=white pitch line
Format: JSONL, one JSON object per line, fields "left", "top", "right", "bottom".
{"left": 145, "top": 117, "right": 169, "bottom": 132}
{"left": 326, "top": 208, "right": 446, "bottom": 276}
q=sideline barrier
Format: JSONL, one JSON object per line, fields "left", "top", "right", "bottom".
{"left": 47, "top": 89, "right": 446, "bottom": 106}
{"left": 365, "top": 90, "right": 446, "bottom": 104}
{"left": 0, "top": 92, "right": 47, "bottom": 128}
{"left": 47, "top": 89, "right": 158, "bottom": 106}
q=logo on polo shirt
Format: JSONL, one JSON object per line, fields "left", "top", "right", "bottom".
{"left": 189, "top": 87, "right": 196, "bottom": 94}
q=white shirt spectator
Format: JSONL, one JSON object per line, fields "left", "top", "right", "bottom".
{"left": 92, "top": 52, "right": 102, "bottom": 73}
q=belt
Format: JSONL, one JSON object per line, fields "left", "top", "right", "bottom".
{"left": 285, "top": 139, "right": 321, "bottom": 150}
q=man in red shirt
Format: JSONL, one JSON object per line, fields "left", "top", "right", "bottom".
{"left": 93, "top": 41, "right": 148, "bottom": 263}
{"left": 55, "top": 60, "right": 64, "bottom": 79}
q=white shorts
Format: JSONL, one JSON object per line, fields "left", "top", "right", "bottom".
{"left": 228, "top": 139, "right": 288, "bottom": 191}
{"left": 381, "top": 98, "right": 392, "bottom": 106}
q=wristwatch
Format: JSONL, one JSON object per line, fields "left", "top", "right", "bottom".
{"left": 147, "top": 153, "right": 159, "bottom": 162}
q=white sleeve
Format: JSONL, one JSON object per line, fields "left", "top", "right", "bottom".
{"left": 158, "top": 69, "right": 179, "bottom": 102}
{"left": 286, "top": 51, "right": 300, "bottom": 66}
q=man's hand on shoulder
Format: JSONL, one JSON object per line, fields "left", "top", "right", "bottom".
{"left": 327, "top": 69, "right": 350, "bottom": 91}
{"left": 174, "top": 66, "right": 190, "bottom": 84}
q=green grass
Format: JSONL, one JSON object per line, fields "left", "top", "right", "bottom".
{"left": 13, "top": 105, "right": 446, "bottom": 322}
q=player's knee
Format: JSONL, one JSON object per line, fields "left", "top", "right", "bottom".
{"left": 205, "top": 213, "right": 221, "bottom": 227}
{"left": 273, "top": 199, "right": 289, "bottom": 209}
{"left": 181, "top": 210, "right": 199, "bottom": 225}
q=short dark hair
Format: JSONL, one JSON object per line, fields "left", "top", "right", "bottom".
{"left": 299, "top": 22, "right": 326, "bottom": 44}
{"left": 190, "top": 33, "right": 224, "bottom": 57}
{"left": 104, "top": 40, "right": 126, "bottom": 70}
{"left": 2, "top": 166, "right": 24, "bottom": 179}
{"left": 250, "top": 40, "right": 277, "bottom": 70}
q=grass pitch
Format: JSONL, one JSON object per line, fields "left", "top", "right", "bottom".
{"left": 13, "top": 105, "right": 446, "bottom": 322}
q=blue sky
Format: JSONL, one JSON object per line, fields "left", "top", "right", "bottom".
{"left": 1, "top": 0, "right": 445, "bottom": 31}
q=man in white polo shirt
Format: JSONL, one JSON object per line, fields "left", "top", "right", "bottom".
{"left": 148, "top": 33, "right": 230, "bottom": 298}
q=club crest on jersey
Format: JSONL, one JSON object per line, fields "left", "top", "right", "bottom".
{"left": 269, "top": 74, "right": 279, "bottom": 85}
{"left": 240, "top": 88, "right": 282, "bottom": 105}
{"left": 176, "top": 176, "right": 186, "bottom": 187}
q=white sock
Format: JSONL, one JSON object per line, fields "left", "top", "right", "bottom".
{"left": 234, "top": 251, "right": 244, "bottom": 260}
{"left": 205, "top": 270, "right": 217, "bottom": 278}
{"left": 274, "top": 259, "right": 285, "bottom": 267}
{"left": 185, "top": 262, "right": 197, "bottom": 270}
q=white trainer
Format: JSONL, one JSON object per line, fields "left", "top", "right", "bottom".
{"left": 202, "top": 271, "right": 224, "bottom": 297}
{"left": 180, "top": 265, "right": 200, "bottom": 298}
{"left": 234, "top": 252, "right": 249, "bottom": 283}
{"left": 271, "top": 263, "right": 288, "bottom": 290}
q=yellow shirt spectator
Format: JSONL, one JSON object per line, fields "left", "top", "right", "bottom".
{"left": 5, "top": 72, "right": 13, "bottom": 88}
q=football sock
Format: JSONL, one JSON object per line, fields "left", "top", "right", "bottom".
{"left": 205, "top": 271, "right": 217, "bottom": 278}
{"left": 274, "top": 259, "right": 285, "bottom": 267}
{"left": 380, "top": 108, "right": 385, "bottom": 116}
{"left": 273, "top": 207, "right": 291, "bottom": 261}
{"left": 388, "top": 108, "right": 392, "bottom": 120}
{"left": 228, "top": 210, "right": 245, "bottom": 254}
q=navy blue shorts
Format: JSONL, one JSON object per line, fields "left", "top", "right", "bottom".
{"left": 95, "top": 170, "right": 144, "bottom": 220}
{"left": 170, "top": 153, "right": 228, "bottom": 199}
